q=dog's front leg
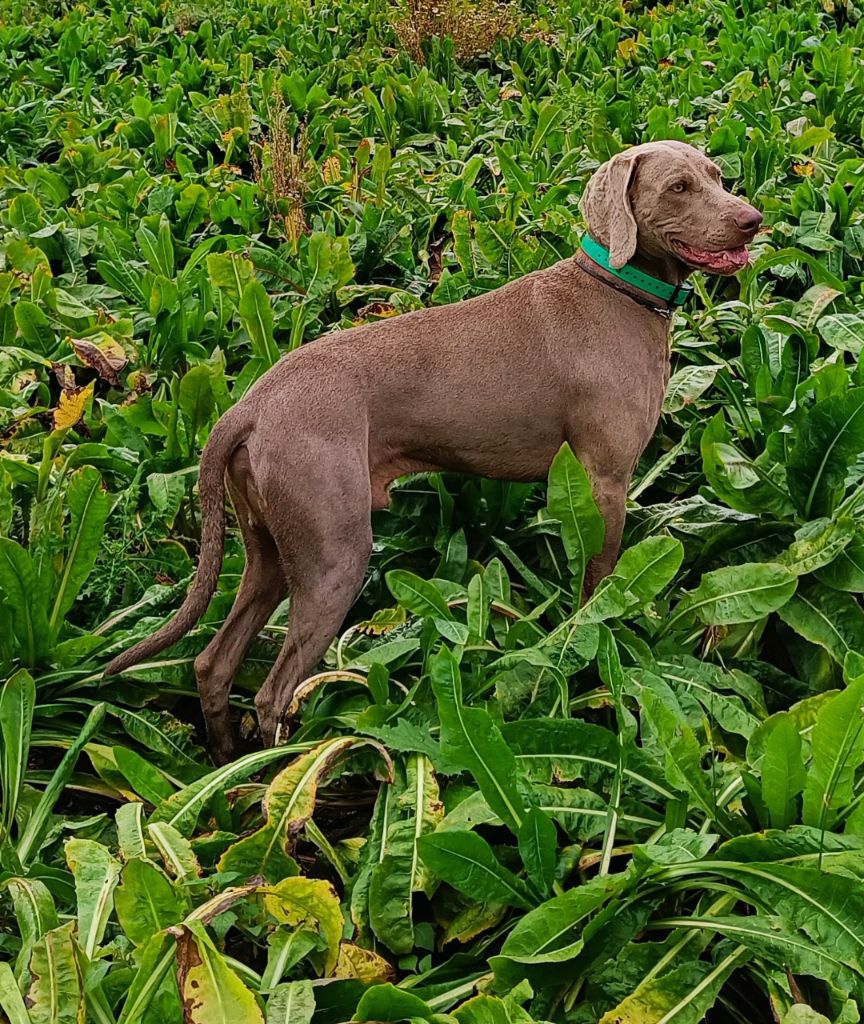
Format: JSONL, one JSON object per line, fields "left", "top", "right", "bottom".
{"left": 582, "top": 473, "right": 628, "bottom": 599}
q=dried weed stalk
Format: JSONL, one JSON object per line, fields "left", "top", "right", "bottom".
{"left": 392, "top": 0, "right": 520, "bottom": 65}
{"left": 251, "top": 96, "right": 312, "bottom": 247}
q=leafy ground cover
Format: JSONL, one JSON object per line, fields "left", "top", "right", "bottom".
{"left": 2, "top": 0, "right": 864, "bottom": 1021}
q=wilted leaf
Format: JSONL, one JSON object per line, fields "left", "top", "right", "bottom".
{"left": 69, "top": 333, "right": 127, "bottom": 385}
{"left": 53, "top": 380, "right": 94, "bottom": 433}
{"left": 173, "top": 921, "right": 263, "bottom": 1024}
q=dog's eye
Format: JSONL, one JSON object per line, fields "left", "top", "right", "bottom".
{"left": 670, "top": 181, "right": 688, "bottom": 193}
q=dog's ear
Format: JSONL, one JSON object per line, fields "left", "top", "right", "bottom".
{"left": 580, "top": 150, "right": 641, "bottom": 269}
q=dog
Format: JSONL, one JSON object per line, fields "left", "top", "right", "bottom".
{"left": 105, "top": 140, "right": 762, "bottom": 762}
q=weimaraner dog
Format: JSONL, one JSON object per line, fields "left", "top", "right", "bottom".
{"left": 106, "top": 140, "right": 762, "bottom": 761}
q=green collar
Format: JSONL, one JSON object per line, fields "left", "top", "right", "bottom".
{"left": 580, "top": 235, "right": 693, "bottom": 308}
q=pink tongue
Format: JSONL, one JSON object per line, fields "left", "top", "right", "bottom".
{"left": 678, "top": 244, "right": 749, "bottom": 273}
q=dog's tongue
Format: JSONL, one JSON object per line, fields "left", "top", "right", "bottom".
{"left": 676, "top": 243, "right": 749, "bottom": 274}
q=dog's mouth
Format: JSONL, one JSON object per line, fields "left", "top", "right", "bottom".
{"left": 671, "top": 240, "right": 750, "bottom": 275}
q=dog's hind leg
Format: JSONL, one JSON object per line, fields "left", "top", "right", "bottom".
{"left": 194, "top": 451, "right": 287, "bottom": 763}
{"left": 251, "top": 447, "right": 373, "bottom": 746}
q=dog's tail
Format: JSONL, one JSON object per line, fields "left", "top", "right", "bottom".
{"left": 104, "top": 412, "right": 250, "bottom": 676}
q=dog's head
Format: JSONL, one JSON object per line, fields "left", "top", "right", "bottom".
{"left": 580, "top": 140, "right": 762, "bottom": 274}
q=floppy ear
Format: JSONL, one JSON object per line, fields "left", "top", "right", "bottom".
{"left": 580, "top": 150, "right": 641, "bottom": 269}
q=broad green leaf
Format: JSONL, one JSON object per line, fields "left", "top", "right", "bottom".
{"left": 65, "top": 838, "right": 121, "bottom": 958}
{"left": 114, "top": 859, "right": 184, "bottom": 946}
{"left": 453, "top": 993, "right": 516, "bottom": 1024}
{"left": 115, "top": 802, "right": 148, "bottom": 861}
{"left": 266, "top": 981, "right": 314, "bottom": 1024}
{"left": 368, "top": 754, "right": 442, "bottom": 954}
{"left": 18, "top": 703, "right": 106, "bottom": 865}
{"left": 1, "top": 877, "right": 58, "bottom": 976}
{"left": 782, "top": 1009, "right": 831, "bottom": 1024}
{"left": 26, "top": 921, "right": 84, "bottom": 1024}
{"left": 718, "top": 825, "right": 864, "bottom": 864}
{"left": 639, "top": 686, "right": 729, "bottom": 827}
{"left": 354, "top": 984, "right": 435, "bottom": 1022}
{"left": 778, "top": 517, "right": 855, "bottom": 577}
{"left": 219, "top": 737, "right": 388, "bottom": 882}
{"left": 655, "top": 657, "right": 760, "bottom": 739}
{"left": 716, "top": 862, "right": 864, "bottom": 973}
{"left": 663, "top": 364, "right": 723, "bottom": 413}
{"left": 667, "top": 561, "right": 796, "bottom": 630}
{"left": 417, "top": 830, "right": 536, "bottom": 909}
{"left": 599, "top": 947, "right": 748, "bottom": 1024}
{"left": 816, "top": 532, "right": 864, "bottom": 591}
{"left": 607, "top": 535, "right": 684, "bottom": 608}
{"left": 759, "top": 713, "right": 805, "bottom": 829}
{"left": 0, "top": 961, "right": 30, "bottom": 1024}
{"left": 431, "top": 646, "right": 526, "bottom": 834}
{"left": 0, "top": 537, "right": 51, "bottom": 665}
{"left": 517, "top": 806, "right": 557, "bottom": 897}
{"left": 239, "top": 280, "right": 280, "bottom": 367}
{"left": 113, "top": 745, "right": 174, "bottom": 805}
{"left": 116, "top": 931, "right": 178, "bottom": 1024}
{"left": 818, "top": 312, "right": 864, "bottom": 354}
{"left": 147, "top": 822, "right": 201, "bottom": 882}
{"left": 0, "top": 668, "right": 35, "bottom": 831}
{"left": 206, "top": 252, "right": 253, "bottom": 303}
{"left": 150, "top": 745, "right": 299, "bottom": 836}
{"left": 547, "top": 442, "right": 604, "bottom": 594}
{"left": 578, "top": 537, "right": 684, "bottom": 624}
{"left": 386, "top": 570, "right": 453, "bottom": 620}
{"left": 175, "top": 183, "right": 209, "bottom": 237}
{"left": 178, "top": 364, "right": 215, "bottom": 446}
{"left": 14, "top": 300, "right": 54, "bottom": 351}
{"left": 466, "top": 572, "right": 489, "bottom": 642}
{"left": 801, "top": 675, "right": 864, "bottom": 829}
{"left": 260, "top": 928, "right": 318, "bottom": 991}
{"left": 50, "top": 467, "right": 113, "bottom": 634}
{"left": 777, "top": 580, "right": 864, "bottom": 663}
{"left": 351, "top": 779, "right": 395, "bottom": 945}
{"left": 665, "top": 914, "right": 860, "bottom": 996}
{"left": 174, "top": 921, "right": 264, "bottom": 1024}
{"left": 135, "top": 216, "right": 174, "bottom": 278}
{"left": 787, "top": 387, "right": 864, "bottom": 518}
{"left": 491, "top": 874, "right": 624, "bottom": 986}
{"left": 632, "top": 828, "right": 718, "bottom": 866}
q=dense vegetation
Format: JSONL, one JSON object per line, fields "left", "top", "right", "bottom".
{"left": 2, "top": 0, "right": 864, "bottom": 1020}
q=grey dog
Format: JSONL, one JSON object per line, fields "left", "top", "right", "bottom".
{"left": 105, "top": 140, "right": 762, "bottom": 762}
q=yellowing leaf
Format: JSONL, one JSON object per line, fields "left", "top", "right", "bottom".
{"left": 334, "top": 943, "right": 396, "bottom": 984}
{"left": 617, "top": 37, "right": 638, "bottom": 60}
{"left": 263, "top": 877, "right": 343, "bottom": 973}
{"left": 284, "top": 671, "right": 368, "bottom": 722}
{"left": 217, "top": 737, "right": 391, "bottom": 883}
{"left": 26, "top": 922, "right": 85, "bottom": 1024}
{"left": 354, "top": 605, "right": 407, "bottom": 636}
{"left": 53, "top": 381, "right": 94, "bottom": 433}
{"left": 173, "top": 921, "right": 264, "bottom": 1024}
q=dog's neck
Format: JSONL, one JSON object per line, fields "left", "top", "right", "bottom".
{"left": 629, "top": 250, "right": 691, "bottom": 287}
{"left": 573, "top": 244, "right": 688, "bottom": 321}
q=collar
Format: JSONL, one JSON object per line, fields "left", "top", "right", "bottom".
{"left": 578, "top": 235, "right": 693, "bottom": 316}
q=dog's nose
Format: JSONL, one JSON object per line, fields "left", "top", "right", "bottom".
{"left": 734, "top": 206, "right": 763, "bottom": 233}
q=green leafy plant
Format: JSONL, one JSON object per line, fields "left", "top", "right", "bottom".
{"left": 4, "top": 0, "right": 864, "bottom": 1021}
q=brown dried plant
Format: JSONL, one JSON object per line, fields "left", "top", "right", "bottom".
{"left": 391, "top": 0, "right": 520, "bottom": 65}
{"left": 251, "top": 96, "right": 312, "bottom": 247}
